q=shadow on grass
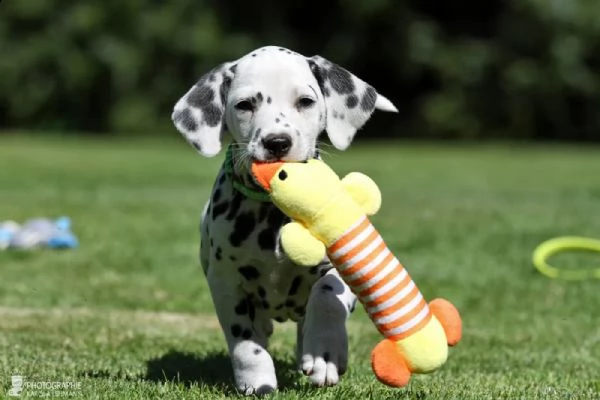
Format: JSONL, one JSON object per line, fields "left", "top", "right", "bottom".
{"left": 82, "top": 349, "right": 301, "bottom": 394}
{"left": 145, "top": 350, "right": 234, "bottom": 389}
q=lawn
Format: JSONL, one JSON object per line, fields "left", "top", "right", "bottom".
{"left": 1, "top": 134, "right": 599, "bottom": 399}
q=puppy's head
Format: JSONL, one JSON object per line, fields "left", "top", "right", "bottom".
{"left": 172, "top": 46, "right": 397, "bottom": 165}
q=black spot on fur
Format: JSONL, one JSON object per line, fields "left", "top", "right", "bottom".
{"left": 235, "top": 299, "right": 248, "bottom": 315}
{"left": 288, "top": 276, "right": 302, "bottom": 296}
{"left": 278, "top": 47, "right": 285, "bottom": 51}
{"left": 360, "top": 86, "right": 377, "bottom": 111}
{"left": 226, "top": 191, "right": 244, "bottom": 220}
{"left": 258, "top": 286, "right": 266, "bottom": 298}
{"left": 262, "top": 300, "right": 270, "bottom": 309}
{"left": 238, "top": 265, "right": 260, "bottom": 280}
{"left": 308, "top": 60, "right": 327, "bottom": 95}
{"left": 258, "top": 229, "right": 275, "bottom": 251}
{"left": 230, "top": 212, "right": 255, "bottom": 247}
{"left": 346, "top": 94, "right": 359, "bottom": 108}
{"left": 267, "top": 96, "right": 272, "bottom": 104}
{"left": 174, "top": 108, "right": 197, "bottom": 132}
{"left": 284, "top": 123, "right": 290, "bottom": 128}
{"left": 191, "top": 141, "right": 202, "bottom": 151}
{"left": 322, "top": 284, "right": 333, "bottom": 292}
{"left": 212, "top": 201, "right": 229, "bottom": 220}
{"left": 268, "top": 206, "right": 287, "bottom": 227}
{"left": 229, "top": 255, "right": 236, "bottom": 261}
{"left": 257, "top": 92, "right": 263, "bottom": 102}
{"left": 328, "top": 64, "right": 355, "bottom": 94}
{"left": 231, "top": 324, "right": 242, "bottom": 338}
{"left": 349, "top": 301, "right": 356, "bottom": 313}
{"left": 212, "top": 189, "right": 222, "bottom": 203}
{"left": 286, "top": 50, "right": 291, "bottom": 54}
{"left": 210, "top": 238, "right": 214, "bottom": 247}
{"left": 215, "top": 247, "right": 222, "bottom": 260}
{"left": 229, "top": 65, "right": 237, "bottom": 74}
{"left": 279, "top": 112, "right": 285, "bottom": 117}
{"left": 187, "top": 86, "right": 214, "bottom": 108}
{"left": 220, "top": 76, "right": 232, "bottom": 104}
{"left": 203, "top": 103, "right": 222, "bottom": 127}
{"left": 242, "top": 329, "right": 253, "bottom": 340}
{"left": 254, "top": 348, "right": 262, "bottom": 354}
{"left": 257, "top": 207, "right": 288, "bottom": 250}
{"left": 208, "top": 74, "right": 216, "bottom": 82}
{"left": 275, "top": 118, "right": 280, "bottom": 123}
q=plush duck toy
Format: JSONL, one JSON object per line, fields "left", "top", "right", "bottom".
{"left": 251, "top": 159, "right": 462, "bottom": 387}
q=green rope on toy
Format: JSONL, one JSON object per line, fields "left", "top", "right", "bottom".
{"left": 223, "top": 145, "right": 272, "bottom": 203}
{"left": 532, "top": 236, "right": 600, "bottom": 280}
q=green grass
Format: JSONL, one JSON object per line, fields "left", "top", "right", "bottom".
{"left": 1, "top": 134, "right": 599, "bottom": 399}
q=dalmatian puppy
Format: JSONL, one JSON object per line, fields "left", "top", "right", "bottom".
{"left": 172, "top": 46, "right": 397, "bottom": 395}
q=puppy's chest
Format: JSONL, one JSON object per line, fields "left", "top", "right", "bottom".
{"left": 240, "top": 258, "right": 322, "bottom": 321}
{"left": 206, "top": 174, "right": 328, "bottom": 320}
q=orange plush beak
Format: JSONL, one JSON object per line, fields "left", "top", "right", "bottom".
{"left": 251, "top": 161, "right": 285, "bottom": 192}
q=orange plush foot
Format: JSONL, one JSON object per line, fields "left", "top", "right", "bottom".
{"left": 430, "top": 298, "right": 462, "bottom": 346}
{"left": 371, "top": 339, "right": 411, "bottom": 387}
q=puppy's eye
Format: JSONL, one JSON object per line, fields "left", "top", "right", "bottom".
{"left": 235, "top": 100, "right": 254, "bottom": 112}
{"left": 297, "top": 96, "right": 315, "bottom": 109}
{"left": 278, "top": 170, "right": 288, "bottom": 180}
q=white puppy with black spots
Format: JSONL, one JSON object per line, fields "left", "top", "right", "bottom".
{"left": 172, "top": 46, "right": 397, "bottom": 395}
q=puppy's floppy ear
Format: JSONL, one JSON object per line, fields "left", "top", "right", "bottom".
{"left": 172, "top": 62, "right": 237, "bottom": 157}
{"left": 307, "top": 55, "right": 397, "bottom": 151}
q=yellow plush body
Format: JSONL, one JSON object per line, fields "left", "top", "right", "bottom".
{"left": 252, "top": 160, "right": 462, "bottom": 387}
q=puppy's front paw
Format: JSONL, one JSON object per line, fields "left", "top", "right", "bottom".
{"left": 232, "top": 341, "right": 277, "bottom": 395}
{"left": 300, "top": 321, "right": 348, "bottom": 387}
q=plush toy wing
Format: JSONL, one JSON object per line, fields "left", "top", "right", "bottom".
{"left": 341, "top": 172, "right": 382, "bottom": 216}
{"left": 280, "top": 221, "right": 326, "bottom": 267}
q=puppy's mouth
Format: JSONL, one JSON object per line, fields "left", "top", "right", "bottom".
{"left": 230, "top": 144, "right": 318, "bottom": 190}
{"left": 251, "top": 155, "right": 304, "bottom": 163}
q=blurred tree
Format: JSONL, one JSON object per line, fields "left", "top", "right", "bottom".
{"left": 0, "top": 0, "right": 599, "bottom": 141}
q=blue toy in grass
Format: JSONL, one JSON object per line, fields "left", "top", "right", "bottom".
{"left": 0, "top": 217, "right": 79, "bottom": 250}
{"left": 0, "top": 221, "right": 20, "bottom": 250}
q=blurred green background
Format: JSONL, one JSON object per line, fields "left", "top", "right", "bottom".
{"left": 2, "top": 0, "right": 600, "bottom": 141}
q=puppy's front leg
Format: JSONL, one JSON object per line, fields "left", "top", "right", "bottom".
{"left": 300, "top": 268, "right": 357, "bottom": 387}
{"left": 207, "top": 270, "right": 277, "bottom": 395}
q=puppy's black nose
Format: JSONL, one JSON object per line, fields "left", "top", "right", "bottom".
{"left": 262, "top": 134, "right": 292, "bottom": 158}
